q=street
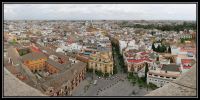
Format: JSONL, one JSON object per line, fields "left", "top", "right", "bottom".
{"left": 113, "top": 47, "right": 123, "bottom": 74}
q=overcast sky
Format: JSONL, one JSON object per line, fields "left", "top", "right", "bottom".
{"left": 4, "top": 4, "right": 196, "bottom": 20}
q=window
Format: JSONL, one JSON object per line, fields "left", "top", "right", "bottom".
{"left": 160, "top": 76, "right": 164, "bottom": 78}
{"left": 172, "top": 77, "right": 176, "bottom": 79}
{"left": 166, "top": 77, "right": 170, "bottom": 78}
{"left": 155, "top": 80, "right": 157, "bottom": 81}
{"left": 154, "top": 75, "right": 158, "bottom": 77}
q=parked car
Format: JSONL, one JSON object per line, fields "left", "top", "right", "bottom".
{"left": 93, "top": 80, "right": 97, "bottom": 85}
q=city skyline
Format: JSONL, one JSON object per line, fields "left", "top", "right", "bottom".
{"left": 3, "top": 3, "right": 197, "bottom": 96}
{"left": 4, "top": 4, "right": 196, "bottom": 20}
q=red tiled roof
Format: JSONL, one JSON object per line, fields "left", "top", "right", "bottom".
{"left": 127, "top": 58, "right": 152, "bottom": 63}
{"left": 181, "top": 59, "right": 193, "bottom": 64}
{"left": 183, "top": 65, "right": 192, "bottom": 69}
{"left": 66, "top": 36, "right": 74, "bottom": 44}
{"left": 180, "top": 47, "right": 195, "bottom": 52}
{"left": 30, "top": 46, "right": 41, "bottom": 53}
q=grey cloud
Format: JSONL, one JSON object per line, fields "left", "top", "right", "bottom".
{"left": 4, "top": 4, "right": 196, "bottom": 20}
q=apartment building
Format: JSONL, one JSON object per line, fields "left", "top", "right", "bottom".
{"left": 88, "top": 51, "right": 113, "bottom": 75}
{"left": 123, "top": 50, "right": 157, "bottom": 73}
{"left": 147, "top": 64, "right": 181, "bottom": 87}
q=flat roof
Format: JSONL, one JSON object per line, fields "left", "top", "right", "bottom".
{"left": 161, "top": 64, "right": 180, "bottom": 72}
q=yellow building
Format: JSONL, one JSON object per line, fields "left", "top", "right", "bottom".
{"left": 88, "top": 51, "right": 113, "bottom": 75}
{"left": 22, "top": 52, "right": 48, "bottom": 72}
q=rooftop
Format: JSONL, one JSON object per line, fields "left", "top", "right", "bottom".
{"left": 41, "top": 62, "right": 86, "bottom": 90}
{"left": 146, "top": 64, "right": 196, "bottom": 96}
{"left": 21, "top": 52, "right": 47, "bottom": 61}
{"left": 4, "top": 68, "right": 46, "bottom": 96}
{"left": 161, "top": 64, "right": 180, "bottom": 72}
{"left": 127, "top": 58, "right": 152, "bottom": 63}
{"left": 7, "top": 46, "right": 21, "bottom": 65}
{"left": 45, "top": 59, "right": 70, "bottom": 71}
{"left": 181, "top": 59, "right": 195, "bottom": 64}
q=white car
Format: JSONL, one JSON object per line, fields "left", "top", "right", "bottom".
{"left": 93, "top": 80, "right": 97, "bottom": 85}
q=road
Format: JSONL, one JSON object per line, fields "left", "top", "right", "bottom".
{"left": 113, "top": 47, "right": 123, "bottom": 74}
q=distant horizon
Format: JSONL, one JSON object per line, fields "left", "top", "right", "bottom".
{"left": 4, "top": 19, "right": 196, "bottom": 21}
{"left": 4, "top": 4, "right": 197, "bottom": 20}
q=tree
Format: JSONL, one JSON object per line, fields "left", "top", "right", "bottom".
{"left": 152, "top": 42, "right": 155, "bottom": 51}
{"left": 180, "top": 38, "right": 185, "bottom": 43}
{"left": 148, "top": 82, "right": 158, "bottom": 90}
{"left": 19, "top": 49, "right": 29, "bottom": 56}
{"left": 157, "top": 45, "right": 161, "bottom": 52}
{"left": 168, "top": 46, "right": 171, "bottom": 53}
{"left": 164, "top": 46, "right": 167, "bottom": 52}
{"left": 10, "top": 39, "right": 17, "bottom": 45}
{"left": 160, "top": 45, "right": 166, "bottom": 52}
{"left": 13, "top": 39, "right": 16, "bottom": 42}
{"left": 159, "top": 45, "right": 163, "bottom": 52}
{"left": 104, "top": 73, "right": 109, "bottom": 78}
{"left": 87, "top": 68, "right": 93, "bottom": 73}
{"left": 144, "top": 63, "right": 149, "bottom": 82}
{"left": 95, "top": 70, "right": 104, "bottom": 77}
